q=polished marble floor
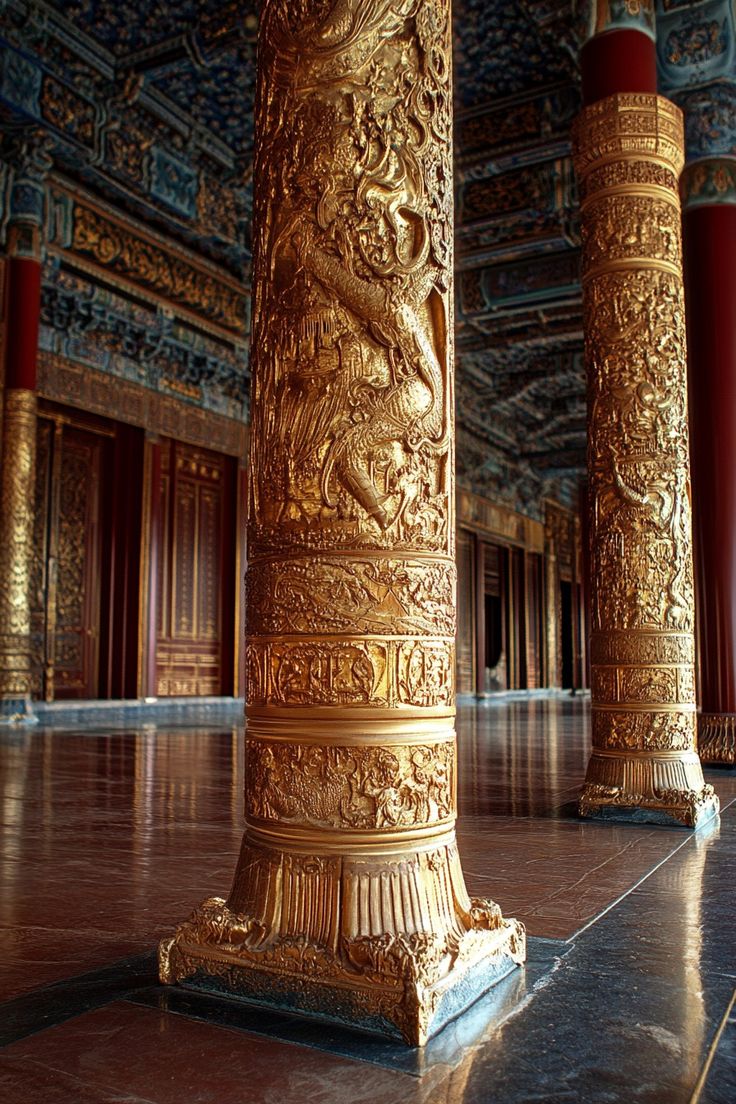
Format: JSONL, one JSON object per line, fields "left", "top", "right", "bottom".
{"left": 1, "top": 698, "right": 734, "bottom": 1102}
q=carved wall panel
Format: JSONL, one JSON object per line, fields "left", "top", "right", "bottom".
{"left": 52, "top": 428, "right": 104, "bottom": 699}
{"left": 574, "top": 93, "right": 717, "bottom": 826}
{"left": 24, "top": 409, "right": 124, "bottom": 701}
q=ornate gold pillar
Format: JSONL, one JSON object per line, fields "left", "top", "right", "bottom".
{"left": 575, "top": 94, "right": 719, "bottom": 827}
{"left": 0, "top": 389, "right": 38, "bottom": 716}
{"left": 160, "top": 0, "right": 524, "bottom": 1045}
{"left": 0, "top": 139, "right": 49, "bottom": 722}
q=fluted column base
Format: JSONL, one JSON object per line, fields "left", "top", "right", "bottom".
{"left": 580, "top": 750, "right": 719, "bottom": 827}
{"left": 159, "top": 834, "right": 525, "bottom": 1046}
{"left": 698, "top": 714, "right": 736, "bottom": 767}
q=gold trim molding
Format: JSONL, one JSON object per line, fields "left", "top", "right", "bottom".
{"left": 457, "top": 488, "right": 544, "bottom": 552}
{"left": 37, "top": 352, "right": 248, "bottom": 459}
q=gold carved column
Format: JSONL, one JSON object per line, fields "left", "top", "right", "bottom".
{"left": 574, "top": 94, "right": 719, "bottom": 827}
{"left": 0, "top": 389, "right": 38, "bottom": 716}
{"left": 160, "top": 0, "right": 524, "bottom": 1045}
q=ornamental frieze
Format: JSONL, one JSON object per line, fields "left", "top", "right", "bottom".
{"left": 37, "top": 353, "right": 248, "bottom": 459}
{"left": 246, "top": 638, "right": 454, "bottom": 710}
{"left": 70, "top": 204, "right": 245, "bottom": 331}
{"left": 46, "top": 188, "right": 248, "bottom": 334}
{"left": 246, "top": 557, "right": 455, "bottom": 638}
{"left": 40, "top": 269, "right": 249, "bottom": 422}
{"left": 581, "top": 195, "right": 682, "bottom": 273}
{"left": 590, "top": 665, "right": 695, "bottom": 706}
{"left": 590, "top": 631, "right": 694, "bottom": 667}
{"left": 572, "top": 95, "right": 684, "bottom": 176}
{"left": 246, "top": 740, "right": 454, "bottom": 832}
{"left": 592, "top": 710, "right": 695, "bottom": 753}
{"left": 578, "top": 160, "right": 679, "bottom": 203}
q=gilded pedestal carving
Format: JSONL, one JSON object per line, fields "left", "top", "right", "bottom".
{"left": 160, "top": 0, "right": 524, "bottom": 1045}
{"left": 698, "top": 715, "right": 736, "bottom": 767}
{"left": 0, "top": 389, "right": 38, "bottom": 719}
{"left": 574, "top": 94, "right": 719, "bottom": 827}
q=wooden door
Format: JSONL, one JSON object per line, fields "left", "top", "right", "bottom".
{"left": 525, "top": 552, "right": 543, "bottom": 689}
{"left": 456, "top": 528, "right": 475, "bottom": 694}
{"left": 154, "top": 440, "right": 235, "bottom": 696}
{"left": 31, "top": 416, "right": 109, "bottom": 700}
{"left": 484, "top": 542, "right": 507, "bottom": 690}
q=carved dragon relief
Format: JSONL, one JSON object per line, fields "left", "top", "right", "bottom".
{"left": 247, "top": 0, "right": 453, "bottom": 557}
{"left": 586, "top": 269, "right": 695, "bottom": 636}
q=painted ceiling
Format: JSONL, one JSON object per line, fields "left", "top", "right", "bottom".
{"left": 0, "top": 0, "right": 619, "bottom": 514}
{"left": 4, "top": 1, "right": 732, "bottom": 515}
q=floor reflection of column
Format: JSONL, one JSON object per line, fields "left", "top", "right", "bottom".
{"left": 672, "top": 830, "right": 709, "bottom": 1084}
{"left": 160, "top": 0, "right": 524, "bottom": 1046}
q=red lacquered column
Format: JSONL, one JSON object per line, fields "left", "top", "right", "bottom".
{"left": 581, "top": 30, "right": 657, "bottom": 107}
{"left": 683, "top": 164, "right": 736, "bottom": 764}
{"left": 0, "top": 158, "right": 47, "bottom": 722}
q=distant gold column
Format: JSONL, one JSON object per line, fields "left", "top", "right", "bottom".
{"left": 0, "top": 389, "right": 37, "bottom": 714}
{"left": 575, "top": 94, "right": 718, "bottom": 827}
{"left": 160, "top": 0, "right": 524, "bottom": 1045}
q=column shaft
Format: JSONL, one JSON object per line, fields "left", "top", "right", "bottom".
{"left": 0, "top": 388, "right": 38, "bottom": 711}
{"left": 581, "top": 31, "right": 657, "bottom": 106}
{"left": 683, "top": 173, "right": 736, "bottom": 765}
{"left": 575, "top": 93, "right": 718, "bottom": 826}
{"left": 160, "top": 0, "right": 524, "bottom": 1045}
{"left": 0, "top": 212, "right": 42, "bottom": 719}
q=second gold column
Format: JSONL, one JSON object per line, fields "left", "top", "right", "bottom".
{"left": 575, "top": 94, "right": 719, "bottom": 827}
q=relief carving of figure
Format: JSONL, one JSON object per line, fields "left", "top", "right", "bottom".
{"left": 247, "top": 740, "right": 453, "bottom": 831}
